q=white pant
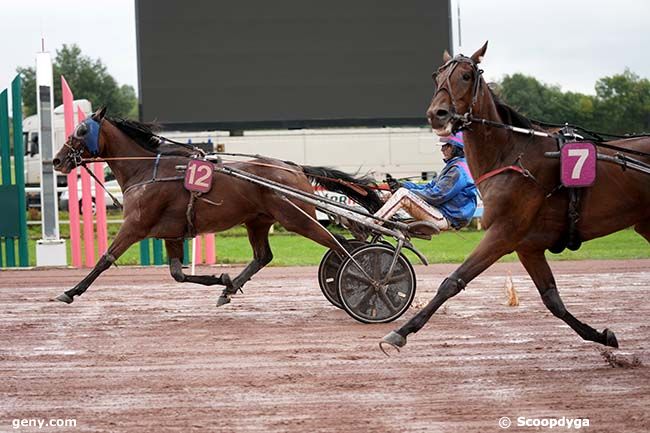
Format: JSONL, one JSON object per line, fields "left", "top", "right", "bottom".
{"left": 373, "top": 188, "right": 450, "bottom": 230}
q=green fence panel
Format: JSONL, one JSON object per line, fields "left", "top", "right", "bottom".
{"left": 139, "top": 238, "right": 167, "bottom": 266}
{"left": 12, "top": 76, "right": 27, "bottom": 266}
{"left": 153, "top": 239, "right": 164, "bottom": 265}
{"left": 0, "top": 185, "right": 20, "bottom": 235}
{"left": 139, "top": 239, "right": 151, "bottom": 265}
{"left": 0, "top": 89, "right": 15, "bottom": 267}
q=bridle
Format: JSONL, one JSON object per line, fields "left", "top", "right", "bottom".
{"left": 431, "top": 55, "right": 484, "bottom": 132}
{"left": 61, "top": 117, "right": 123, "bottom": 209}
{"left": 63, "top": 140, "right": 84, "bottom": 167}
{"left": 63, "top": 116, "right": 104, "bottom": 167}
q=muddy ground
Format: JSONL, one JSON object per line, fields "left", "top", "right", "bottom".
{"left": 1, "top": 259, "right": 649, "bottom": 432}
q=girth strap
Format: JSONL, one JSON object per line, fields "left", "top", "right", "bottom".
{"left": 185, "top": 191, "right": 200, "bottom": 238}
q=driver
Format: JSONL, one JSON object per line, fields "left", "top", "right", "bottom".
{"left": 371, "top": 131, "right": 477, "bottom": 233}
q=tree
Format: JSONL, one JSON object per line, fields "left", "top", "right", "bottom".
{"left": 496, "top": 71, "right": 650, "bottom": 135}
{"left": 496, "top": 73, "right": 596, "bottom": 127}
{"left": 593, "top": 69, "right": 650, "bottom": 134}
{"left": 17, "top": 44, "right": 137, "bottom": 119}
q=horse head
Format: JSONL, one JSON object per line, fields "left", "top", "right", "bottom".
{"left": 53, "top": 106, "right": 108, "bottom": 174}
{"left": 426, "top": 42, "right": 488, "bottom": 137}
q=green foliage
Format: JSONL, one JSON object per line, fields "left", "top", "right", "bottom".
{"left": 593, "top": 69, "right": 650, "bottom": 134}
{"left": 496, "top": 70, "right": 650, "bottom": 135}
{"left": 17, "top": 44, "right": 137, "bottom": 118}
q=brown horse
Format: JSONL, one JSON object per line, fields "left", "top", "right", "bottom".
{"left": 381, "top": 42, "right": 650, "bottom": 352}
{"left": 52, "top": 108, "right": 383, "bottom": 306}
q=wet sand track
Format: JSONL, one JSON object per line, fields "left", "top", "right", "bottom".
{"left": 1, "top": 260, "right": 649, "bottom": 432}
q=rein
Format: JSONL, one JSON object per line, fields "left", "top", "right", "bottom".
{"left": 83, "top": 154, "right": 372, "bottom": 197}
{"left": 458, "top": 114, "right": 650, "bottom": 158}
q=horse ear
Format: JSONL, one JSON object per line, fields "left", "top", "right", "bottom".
{"left": 443, "top": 50, "right": 452, "bottom": 62}
{"left": 470, "top": 41, "right": 488, "bottom": 64}
{"left": 92, "top": 106, "right": 107, "bottom": 121}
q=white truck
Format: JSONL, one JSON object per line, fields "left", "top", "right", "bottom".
{"left": 161, "top": 127, "right": 444, "bottom": 181}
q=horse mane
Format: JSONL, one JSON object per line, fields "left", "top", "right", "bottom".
{"left": 488, "top": 88, "right": 535, "bottom": 130}
{"left": 109, "top": 117, "right": 199, "bottom": 157}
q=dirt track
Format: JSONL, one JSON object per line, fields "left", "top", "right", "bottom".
{"left": 1, "top": 260, "right": 649, "bottom": 432}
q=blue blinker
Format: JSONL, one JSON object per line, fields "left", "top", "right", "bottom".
{"left": 82, "top": 118, "right": 101, "bottom": 156}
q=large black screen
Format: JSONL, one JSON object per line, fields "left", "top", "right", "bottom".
{"left": 136, "top": 0, "right": 451, "bottom": 130}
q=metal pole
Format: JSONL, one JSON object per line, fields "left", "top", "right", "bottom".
{"left": 35, "top": 51, "right": 66, "bottom": 266}
{"left": 191, "top": 237, "right": 196, "bottom": 275}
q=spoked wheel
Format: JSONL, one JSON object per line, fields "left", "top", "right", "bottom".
{"left": 318, "top": 240, "right": 366, "bottom": 308}
{"left": 337, "top": 243, "right": 416, "bottom": 324}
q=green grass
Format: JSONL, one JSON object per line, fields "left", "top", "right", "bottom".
{"left": 5, "top": 208, "right": 648, "bottom": 267}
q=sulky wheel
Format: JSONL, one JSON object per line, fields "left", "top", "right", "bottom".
{"left": 318, "top": 240, "right": 366, "bottom": 308}
{"left": 337, "top": 243, "right": 416, "bottom": 324}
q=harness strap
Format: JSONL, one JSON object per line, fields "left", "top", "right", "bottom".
{"left": 186, "top": 192, "right": 199, "bottom": 238}
{"left": 475, "top": 165, "right": 525, "bottom": 185}
{"left": 474, "top": 154, "right": 543, "bottom": 189}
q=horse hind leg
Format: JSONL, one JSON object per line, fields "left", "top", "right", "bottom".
{"left": 165, "top": 239, "right": 229, "bottom": 286}
{"left": 517, "top": 250, "right": 619, "bottom": 348}
{"left": 271, "top": 198, "right": 342, "bottom": 251}
{"left": 215, "top": 219, "right": 275, "bottom": 306}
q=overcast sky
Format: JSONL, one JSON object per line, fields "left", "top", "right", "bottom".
{"left": 1, "top": 0, "right": 649, "bottom": 98}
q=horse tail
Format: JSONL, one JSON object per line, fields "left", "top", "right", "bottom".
{"left": 300, "top": 165, "right": 384, "bottom": 213}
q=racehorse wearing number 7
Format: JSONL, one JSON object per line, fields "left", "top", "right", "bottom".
{"left": 52, "top": 108, "right": 383, "bottom": 306}
{"left": 381, "top": 42, "right": 650, "bottom": 352}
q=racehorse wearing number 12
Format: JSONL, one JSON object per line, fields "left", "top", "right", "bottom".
{"left": 381, "top": 42, "right": 650, "bottom": 352}
{"left": 52, "top": 108, "right": 383, "bottom": 306}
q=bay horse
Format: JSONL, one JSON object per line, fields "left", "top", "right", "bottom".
{"left": 52, "top": 108, "right": 383, "bottom": 306}
{"left": 381, "top": 42, "right": 650, "bottom": 352}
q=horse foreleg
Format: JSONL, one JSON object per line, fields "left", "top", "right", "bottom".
{"left": 216, "top": 220, "right": 274, "bottom": 306}
{"left": 381, "top": 225, "right": 517, "bottom": 352}
{"left": 165, "top": 239, "right": 228, "bottom": 286}
{"left": 56, "top": 226, "right": 143, "bottom": 304}
{"left": 517, "top": 250, "right": 618, "bottom": 348}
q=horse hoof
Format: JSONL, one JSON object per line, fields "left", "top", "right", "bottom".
{"left": 216, "top": 295, "right": 231, "bottom": 307}
{"left": 379, "top": 331, "right": 407, "bottom": 356}
{"left": 55, "top": 293, "right": 74, "bottom": 304}
{"left": 603, "top": 328, "right": 619, "bottom": 348}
